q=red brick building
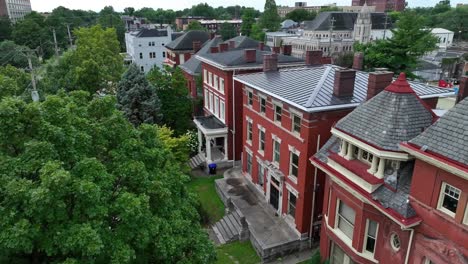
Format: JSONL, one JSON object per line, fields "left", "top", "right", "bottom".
{"left": 235, "top": 56, "right": 451, "bottom": 240}
{"left": 164, "top": 30, "right": 209, "bottom": 68}
{"left": 192, "top": 40, "right": 304, "bottom": 169}
{"left": 352, "top": 0, "right": 405, "bottom": 12}
{"left": 311, "top": 73, "right": 457, "bottom": 263}
{"left": 400, "top": 88, "right": 468, "bottom": 263}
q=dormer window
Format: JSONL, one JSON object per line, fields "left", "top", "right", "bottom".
{"left": 361, "top": 150, "right": 373, "bottom": 164}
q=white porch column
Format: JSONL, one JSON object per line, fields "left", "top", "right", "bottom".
{"left": 345, "top": 142, "right": 354, "bottom": 160}
{"left": 206, "top": 136, "right": 212, "bottom": 162}
{"left": 376, "top": 158, "right": 386, "bottom": 179}
{"left": 340, "top": 140, "right": 348, "bottom": 156}
{"left": 368, "top": 156, "right": 379, "bottom": 174}
{"left": 223, "top": 135, "right": 228, "bottom": 160}
{"left": 197, "top": 129, "right": 203, "bottom": 154}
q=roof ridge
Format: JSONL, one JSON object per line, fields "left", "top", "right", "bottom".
{"left": 306, "top": 66, "right": 332, "bottom": 107}
{"left": 385, "top": 73, "right": 415, "bottom": 94}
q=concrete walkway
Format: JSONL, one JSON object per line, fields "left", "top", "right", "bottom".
{"left": 216, "top": 168, "right": 308, "bottom": 262}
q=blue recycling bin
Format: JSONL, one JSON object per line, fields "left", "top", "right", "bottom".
{"left": 208, "top": 163, "right": 217, "bottom": 175}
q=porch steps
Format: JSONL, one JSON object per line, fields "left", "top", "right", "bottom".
{"left": 211, "top": 210, "right": 244, "bottom": 244}
{"left": 188, "top": 153, "right": 205, "bottom": 170}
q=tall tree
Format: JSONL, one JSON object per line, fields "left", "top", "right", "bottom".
{"left": 186, "top": 21, "right": 206, "bottom": 31}
{"left": 12, "top": 12, "right": 53, "bottom": 59}
{"left": 0, "top": 40, "right": 39, "bottom": 68}
{"left": 220, "top": 22, "right": 237, "bottom": 40}
{"left": 0, "top": 65, "right": 30, "bottom": 99}
{"left": 98, "top": 6, "right": 126, "bottom": 51}
{"left": 285, "top": 9, "right": 316, "bottom": 22}
{"left": 0, "top": 92, "right": 216, "bottom": 263}
{"left": 240, "top": 8, "right": 256, "bottom": 36}
{"left": 354, "top": 11, "right": 438, "bottom": 77}
{"left": 0, "top": 16, "right": 12, "bottom": 41}
{"left": 438, "top": 5, "right": 468, "bottom": 41}
{"left": 259, "top": 0, "right": 281, "bottom": 32}
{"left": 124, "top": 7, "right": 135, "bottom": 16}
{"left": 117, "top": 64, "right": 162, "bottom": 126}
{"left": 251, "top": 23, "right": 265, "bottom": 41}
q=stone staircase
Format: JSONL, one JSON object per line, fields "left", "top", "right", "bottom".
{"left": 212, "top": 208, "right": 249, "bottom": 244}
{"left": 188, "top": 153, "right": 205, "bottom": 170}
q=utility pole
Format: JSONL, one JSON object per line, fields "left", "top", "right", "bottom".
{"left": 27, "top": 52, "right": 39, "bottom": 102}
{"left": 52, "top": 28, "right": 59, "bottom": 57}
{"left": 66, "top": 24, "right": 73, "bottom": 48}
{"left": 328, "top": 17, "right": 336, "bottom": 56}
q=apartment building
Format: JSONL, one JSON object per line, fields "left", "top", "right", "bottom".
{"left": 0, "top": 0, "right": 31, "bottom": 23}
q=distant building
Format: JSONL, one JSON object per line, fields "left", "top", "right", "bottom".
{"left": 277, "top": 2, "right": 376, "bottom": 18}
{"left": 175, "top": 16, "right": 206, "bottom": 31}
{"left": 125, "top": 27, "right": 175, "bottom": 72}
{"left": 352, "top": 0, "right": 405, "bottom": 12}
{"left": 265, "top": 32, "right": 298, "bottom": 48}
{"left": 198, "top": 19, "right": 242, "bottom": 34}
{"left": 121, "top": 16, "right": 147, "bottom": 31}
{"left": 431, "top": 28, "right": 455, "bottom": 50}
{"left": 0, "top": 0, "right": 31, "bottom": 23}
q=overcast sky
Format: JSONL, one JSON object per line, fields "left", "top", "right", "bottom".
{"left": 31, "top": 0, "right": 468, "bottom": 12}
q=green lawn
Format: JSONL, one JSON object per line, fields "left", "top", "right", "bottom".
{"left": 216, "top": 241, "right": 260, "bottom": 264}
{"left": 188, "top": 176, "right": 225, "bottom": 225}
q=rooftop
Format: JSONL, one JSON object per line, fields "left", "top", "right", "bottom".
{"left": 234, "top": 66, "right": 453, "bottom": 113}
{"left": 131, "top": 28, "right": 169, "bottom": 38}
{"left": 165, "top": 30, "right": 210, "bottom": 51}
{"left": 179, "top": 36, "right": 224, "bottom": 75}
{"left": 303, "top": 12, "right": 392, "bottom": 31}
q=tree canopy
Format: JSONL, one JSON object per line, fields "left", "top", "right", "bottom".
{"left": 259, "top": 0, "right": 281, "bottom": 32}
{"left": 240, "top": 8, "right": 257, "bottom": 36}
{"left": 219, "top": 22, "right": 237, "bottom": 40}
{"left": 285, "top": 9, "right": 316, "bottom": 22}
{"left": 0, "top": 91, "right": 216, "bottom": 263}
{"left": 186, "top": 21, "right": 206, "bottom": 31}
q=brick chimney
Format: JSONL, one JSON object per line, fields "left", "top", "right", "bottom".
{"left": 282, "top": 44, "right": 292, "bottom": 56}
{"left": 457, "top": 76, "right": 468, "bottom": 103}
{"left": 272, "top": 46, "right": 281, "bottom": 54}
{"left": 192, "top": 41, "right": 201, "bottom": 53}
{"left": 352, "top": 52, "right": 364, "bottom": 71}
{"left": 210, "top": 46, "right": 219, "bottom": 53}
{"left": 219, "top": 43, "right": 228, "bottom": 53}
{"left": 263, "top": 54, "right": 278, "bottom": 72}
{"left": 229, "top": 40, "right": 236, "bottom": 49}
{"left": 244, "top": 49, "right": 256, "bottom": 63}
{"left": 258, "top": 42, "right": 265, "bottom": 51}
{"left": 333, "top": 69, "right": 356, "bottom": 97}
{"left": 367, "top": 71, "right": 394, "bottom": 100}
{"left": 305, "top": 50, "right": 323, "bottom": 66}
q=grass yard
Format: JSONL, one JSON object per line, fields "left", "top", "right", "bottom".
{"left": 216, "top": 241, "right": 260, "bottom": 264}
{"left": 188, "top": 176, "right": 225, "bottom": 225}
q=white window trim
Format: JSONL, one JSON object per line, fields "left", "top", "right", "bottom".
{"left": 335, "top": 199, "right": 354, "bottom": 247}
{"left": 214, "top": 96, "right": 219, "bottom": 117}
{"left": 437, "top": 182, "right": 461, "bottom": 218}
{"left": 289, "top": 107, "right": 303, "bottom": 118}
{"left": 288, "top": 145, "right": 301, "bottom": 156}
{"left": 272, "top": 133, "right": 282, "bottom": 143}
{"left": 390, "top": 233, "right": 401, "bottom": 252}
{"left": 259, "top": 95, "right": 267, "bottom": 114}
{"left": 203, "top": 69, "right": 207, "bottom": 84}
{"left": 363, "top": 219, "right": 379, "bottom": 258}
{"left": 288, "top": 151, "right": 299, "bottom": 183}
{"left": 464, "top": 202, "right": 468, "bottom": 225}
{"left": 220, "top": 100, "right": 225, "bottom": 122}
{"left": 214, "top": 75, "right": 219, "bottom": 90}
{"left": 246, "top": 120, "right": 253, "bottom": 146}
{"left": 272, "top": 138, "right": 281, "bottom": 167}
{"left": 274, "top": 103, "right": 283, "bottom": 123}
{"left": 285, "top": 182, "right": 299, "bottom": 197}
{"left": 291, "top": 113, "right": 302, "bottom": 135}
{"left": 219, "top": 78, "right": 225, "bottom": 94}
{"left": 258, "top": 128, "right": 265, "bottom": 156}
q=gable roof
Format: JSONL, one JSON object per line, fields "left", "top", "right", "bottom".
{"left": 234, "top": 66, "right": 453, "bottom": 114}
{"left": 165, "top": 30, "right": 210, "bottom": 50}
{"left": 179, "top": 36, "right": 224, "bottom": 75}
{"left": 223, "top": 36, "right": 262, "bottom": 49}
{"left": 409, "top": 97, "right": 468, "bottom": 166}
{"left": 134, "top": 28, "right": 169, "bottom": 38}
{"left": 335, "top": 73, "right": 435, "bottom": 151}
{"left": 303, "top": 12, "right": 392, "bottom": 31}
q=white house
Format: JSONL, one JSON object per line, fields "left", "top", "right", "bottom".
{"left": 431, "top": 28, "right": 454, "bottom": 50}
{"left": 125, "top": 26, "right": 174, "bottom": 72}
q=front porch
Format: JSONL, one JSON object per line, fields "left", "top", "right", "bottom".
{"left": 194, "top": 116, "right": 232, "bottom": 170}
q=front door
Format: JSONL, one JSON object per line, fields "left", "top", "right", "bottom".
{"left": 270, "top": 183, "right": 279, "bottom": 210}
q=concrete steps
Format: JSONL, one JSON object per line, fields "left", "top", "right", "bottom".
{"left": 211, "top": 210, "right": 245, "bottom": 244}
{"left": 188, "top": 153, "right": 205, "bottom": 170}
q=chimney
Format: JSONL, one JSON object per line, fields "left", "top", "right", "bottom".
{"left": 272, "top": 46, "right": 281, "bottom": 54}
{"left": 367, "top": 71, "right": 394, "bottom": 100}
{"left": 263, "top": 53, "right": 278, "bottom": 72}
{"left": 258, "top": 42, "right": 265, "bottom": 51}
{"left": 457, "top": 76, "right": 468, "bottom": 103}
{"left": 210, "top": 32, "right": 215, "bottom": 40}
{"left": 305, "top": 50, "right": 323, "bottom": 66}
{"left": 244, "top": 49, "right": 257, "bottom": 63}
{"left": 229, "top": 40, "right": 236, "bottom": 49}
{"left": 352, "top": 52, "right": 364, "bottom": 71}
{"left": 210, "top": 46, "right": 219, "bottom": 54}
{"left": 219, "top": 43, "right": 228, "bottom": 53}
{"left": 282, "top": 44, "right": 292, "bottom": 56}
{"left": 192, "top": 41, "right": 202, "bottom": 53}
{"left": 333, "top": 69, "right": 356, "bottom": 97}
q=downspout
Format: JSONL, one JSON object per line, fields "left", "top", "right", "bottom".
{"left": 309, "top": 134, "right": 321, "bottom": 247}
{"left": 231, "top": 70, "right": 237, "bottom": 168}
{"left": 403, "top": 227, "right": 415, "bottom": 264}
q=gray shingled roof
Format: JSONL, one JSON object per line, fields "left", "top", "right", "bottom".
{"left": 135, "top": 28, "right": 169, "bottom": 38}
{"left": 234, "top": 65, "right": 453, "bottom": 114}
{"left": 410, "top": 97, "right": 468, "bottom": 165}
{"left": 223, "top": 36, "right": 262, "bottom": 49}
{"left": 179, "top": 36, "right": 224, "bottom": 75}
{"left": 303, "top": 12, "right": 392, "bottom": 31}
{"left": 194, "top": 115, "right": 226, "bottom": 129}
{"left": 335, "top": 74, "right": 435, "bottom": 151}
{"left": 197, "top": 49, "right": 303, "bottom": 68}
{"left": 165, "top": 30, "right": 210, "bottom": 50}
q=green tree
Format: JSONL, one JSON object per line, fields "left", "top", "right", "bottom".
{"left": 147, "top": 67, "right": 192, "bottom": 136}
{"left": 124, "top": 7, "right": 135, "bottom": 16}
{"left": 319, "top": 6, "right": 342, "bottom": 12}
{"left": 0, "top": 91, "right": 216, "bottom": 263}
{"left": 190, "top": 3, "right": 216, "bottom": 18}
{"left": 157, "top": 125, "right": 190, "bottom": 165}
{"left": 0, "top": 65, "right": 30, "bottom": 99}
{"left": 240, "top": 8, "right": 256, "bottom": 36}
{"left": 259, "top": 0, "right": 281, "bottom": 32}
{"left": 98, "top": 6, "right": 126, "bottom": 51}
{"left": 354, "top": 11, "right": 438, "bottom": 77}
{"left": 186, "top": 20, "right": 206, "bottom": 31}
{"left": 117, "top": 64, "right": 162, "bottom": 126}
{"left": 12, "top": 12, "right": 53, "bottom": 59}
{"left": 251, "top": 23, "right": 265, "bottom": 41}
{"left": 438, "top": 5, "right": 468, "bottom": 41}
{"left": 285, "top": 9, "right": 316, "bottom": 22}
{"left": 0, "top": 40, "right": 39, "bottom": 68}
{"left": 0, "top": 16, "right": 12, "bottom": 41}
{"left": 220, "top": 22, "right": 237, "bottom": 40}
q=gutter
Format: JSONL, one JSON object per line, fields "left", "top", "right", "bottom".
{"left": 309, "top": 134, "right": 321, "bottom": 247}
